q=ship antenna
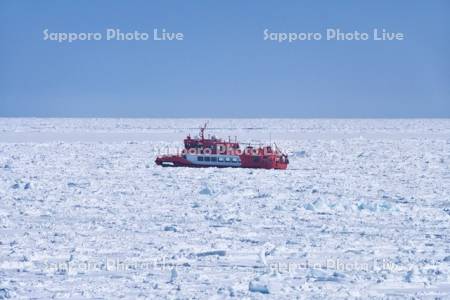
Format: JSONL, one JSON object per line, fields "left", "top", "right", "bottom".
{"left": 200, "top": 121, "right": 208, "bottom": 140}
{"left": 274, "top": 142, "right": 280, "bottom": 154}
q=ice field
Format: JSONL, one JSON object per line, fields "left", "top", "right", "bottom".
{"left": 0, "top": 119, "right": 449, "bottom": 299}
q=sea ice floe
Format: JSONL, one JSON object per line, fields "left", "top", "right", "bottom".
{"left": 356, "top": 200, "right": 394, "bottom": 212}
{"left": 1, "top": 119, "right": 449, "bottom": 298}
{"left": 199, "top": 185, "right": 213, "bottom": 195}
{"left": 303, "top": 198, "right": 332, "bottom": 213}
{"left": 169, "top": 267, "right": 177, "bottom": 283}
{"left": 196, "top": 250, "right": 226, "bottom": 257}
{"left": 0, "top": 288, "right": 11, "bottom": 299}
{"left": 249, "top": 280, "right": 270, "bottom": 294}
{"left": 293, "top": 150, "right": 307, "bottom": 157}
{"left": 306, "top": 269, "right": 346, "bottom": 283}
{"left": 163, "top": 225, "right": 177, "bottom": 232}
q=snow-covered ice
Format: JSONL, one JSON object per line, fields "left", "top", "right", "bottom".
{"left": 0, "top": 118, "right": 449, "bottom": 298}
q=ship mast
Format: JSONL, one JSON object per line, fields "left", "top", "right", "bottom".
{"left": 199, "top": 121, "right": 208, "bottom": 141}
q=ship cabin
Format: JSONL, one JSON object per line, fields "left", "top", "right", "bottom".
{"left": 184, "top": 134, "right": 240, "bottom": 155}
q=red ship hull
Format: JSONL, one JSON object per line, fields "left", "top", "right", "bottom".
{"left": 155, "top": 154, "right": 288, "bottom": 169}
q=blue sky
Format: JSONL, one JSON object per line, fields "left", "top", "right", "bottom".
{"left": 0, "top": 0, "right": 449, "bottom": 117}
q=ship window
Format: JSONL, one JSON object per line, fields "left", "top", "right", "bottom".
{"left": 252, "top": 156, "right": 260, "bottom": 162}
{"left": 204, "top": 156, "right": 210, "bottom": 162}
{"left": 225, "top": 157, "right": 231, "bottom": 162}
{"left": 218, "top": 157, "right": 224, "bottom": 162}
{"left": 197, "top": 156, "right": 204, "bottom": 161}
{"left": 211, "top": 157, "right": 217, "bottom": 162}
{"left": 232, "top": 157, "right": 238, "bottom": 162}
